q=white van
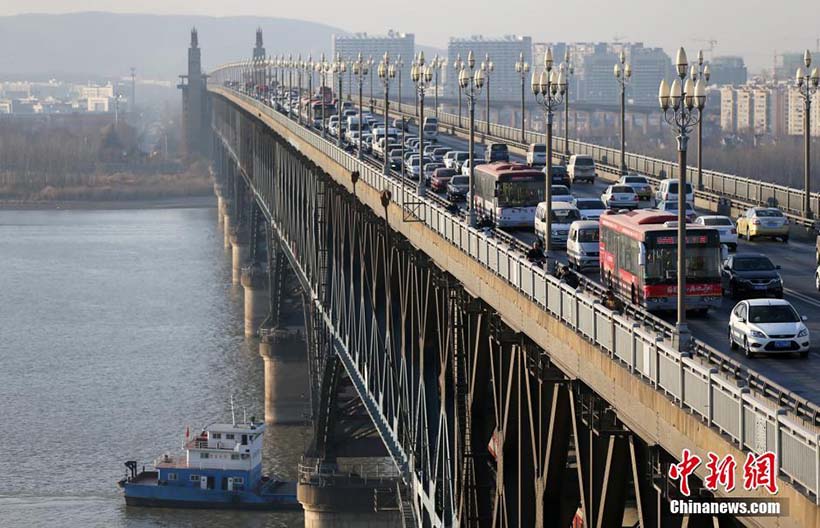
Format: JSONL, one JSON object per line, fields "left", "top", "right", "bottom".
{"left": 655, "top": 178, "right": 694, "bottom": 204}
{"left": 567, "top": 155, "right": 596, "bottom": 184}
{"left": 534, "top": 202, "right": 582, "bottom": 248}
{"left": 423, "top": 117, "right": 439, "bottom": 139}
{"left": 527, "top": 143, "right": 546, "bottom": 166}
{"left": 566, "top": 220, "right": 600, "bottom": 270}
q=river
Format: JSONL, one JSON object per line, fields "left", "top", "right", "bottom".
{"left": 0, "top": 207, "right": 308, "bottom": 528}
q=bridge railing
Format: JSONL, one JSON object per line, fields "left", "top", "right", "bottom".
{"left": 208, "top": 75, "right": 820, "bottom": 503}
{"left": 374, "top": 99, "right": 820, "bottom": 227}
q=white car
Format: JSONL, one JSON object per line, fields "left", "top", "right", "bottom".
{"left": 567, "top": 220, "right": 600, "bottom": 269}
{"left": 655, "top": 178, "right": 694, "bottom": 204}
{"left": 728, "top": 299, "right": 810, "bottom": 358}
{"left": 694, "top": 215, "right": 738, "bottom": 252}
{"left": 571, "top": 197, "right": 607, "bottom": 221}
{"left": 601, "top": 184, "right": 639, "bottom": 209}
{"left": 461, "top": 158, "right": 484, "bottom": 177}
{"left": 551, "top": 185, "right": 574, "bottom": 203}
{"left": 534, "top": 202, "right": 582, "bottom": 248}
{"left": 617, "top": 174, "right": 654, "bottom": 200}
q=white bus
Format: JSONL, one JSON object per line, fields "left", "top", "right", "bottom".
{"left": 473, "top": 161, "right": 545, "bottom": 228}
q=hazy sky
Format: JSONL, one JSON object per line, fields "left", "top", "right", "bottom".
{"left": 4, "top": 1, "right": 819, "bottom": 71}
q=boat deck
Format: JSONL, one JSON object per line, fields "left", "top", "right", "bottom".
{"left": 130, "top": 471, "right": 159, "bottom": 486}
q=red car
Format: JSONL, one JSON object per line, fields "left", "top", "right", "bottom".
{"left": 431, "top": 168, "right": 458, "bottom": 192}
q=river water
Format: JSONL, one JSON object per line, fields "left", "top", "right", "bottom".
{"left": 0, "top": 207, "right": 309, "bottom": 528}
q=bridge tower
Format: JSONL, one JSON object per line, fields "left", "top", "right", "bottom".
{"left": 253, "top": 27, "right": 266, "bottom": 60}
{"left": 178, "top": 28, "right": 209, "bottom": 158}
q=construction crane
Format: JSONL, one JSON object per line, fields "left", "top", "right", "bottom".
{"left": 691, "top": 38, "right": 718, "bottom": 59}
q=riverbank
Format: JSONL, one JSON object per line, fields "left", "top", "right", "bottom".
{"left": 0, "top": 194, "right": 216, "bottom": 211}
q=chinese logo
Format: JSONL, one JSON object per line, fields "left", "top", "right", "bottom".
{"left": 669, "top": 450, "right": 778, "bottom": 496}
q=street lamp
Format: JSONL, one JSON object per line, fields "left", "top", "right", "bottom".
{"left": 614, "top": 49, "right": 632, "bottom": 175}
{"left": 514, "top": 52, "right": 530, "bottom": 143}
{"left": 396, "top": 54, "right": 404, "bottom": 112}
{"left": 295, "top": 54, "right": 303, "bottom": 124}
{"left": 795, "top": 50, "right": 819, "bottom": 219}
{"left": 412, "top": 51, "right": 433, "bottom": 197}
{"left": 690, "top": 51, "right": 710, "bottom": 190}
{"left": 482, "top": 53, "right": 494, "bottom": 134}
{"left": 431, "top": 55, "right": 444, "bottom": 120}
{"left": 333, "top": 53, "right": 347, "bottom": 147}
{"left": 316, "top": 53, "right": 329, "bottom": 138}
{"left": 658, "top": 46, "right": 707, "bottom": 351}
{"left": 532, "top": 47, "right": 566, "bottom": 254}
{"left": 353, "top": 52, "right": 370, "bottom": 160}
{"left": 305, "top": 55, "right": 314, "bottom": 126}
{"left": 563, "top": 48, "right": 574, "bottom": 155}
{"left": 377, "top": 53, "right": 396, "bottom": 173}
{"left": 368, "top": 55, "right": 375, "bottom": 112}
{"left": 459, "top": 50, "right": 485, "bottom": 227}
{"left": 287, "top": 54, "right": 295, "bottom": 120}
{"left": 453, "top": 54, "right": 464, "bottom": 128}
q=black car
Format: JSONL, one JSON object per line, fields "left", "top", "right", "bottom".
{"left": 544, "top": 164, "right": 570, "bottom": 187}
{"left": 721, "top": 253, "right": 783, "bottom": 299}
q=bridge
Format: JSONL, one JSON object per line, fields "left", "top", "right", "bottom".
{"left": 182, "top": 31, "right": 819, "bottom": 527}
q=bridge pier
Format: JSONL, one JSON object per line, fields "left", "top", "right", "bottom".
{"left": 297, "top": 460, "right": 401, "bottom": 528}
{"left": 241, "top": 263, "right": 269, "bottom": 337}
{"left": 222, "top": 203, "right": 232, "bottom": 250}
{"left": 229, "top": 229, "right": 249, "bottom": 284}
{"left": 214, "top": 182, "right": 225, "bottom": 227}
{"left": 258, "top": 329, "right": 309, "bottom": 424}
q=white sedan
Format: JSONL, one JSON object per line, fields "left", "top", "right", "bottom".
{"left": 601, "top": 184, "right": 639, "bottom": 210}
{"left": 728, "top": 299, "right": 810, "bottom": 358}
{"left": 694, "top": 215, "right": 738, "bottom": 252}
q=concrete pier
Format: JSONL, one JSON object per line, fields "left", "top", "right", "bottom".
{"left": 258, "top": 330, "right": 310, "bottom": 424}
{"left": 229, "top": 232, "right": 249, "bottom": 284}
{"left": 240, "top": 264, "right": 269, "bottom": 337}
{"left": 216, "top": 195, "right": 225, "bottom": 226}
{"left": 222, "top": 210, "right": 232, "bottom": 250}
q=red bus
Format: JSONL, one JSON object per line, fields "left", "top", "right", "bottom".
{"left": 599, "top": 209, "right": 722, "bottom": 312}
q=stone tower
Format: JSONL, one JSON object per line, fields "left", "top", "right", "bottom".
{"left": 178, "top": 28, "right": 209, "bottom": 158}
{"left": 253, "top": 28, "right": 266, "bottom": 60}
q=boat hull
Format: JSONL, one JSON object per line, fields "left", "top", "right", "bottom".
{"left": 120, "top": 479, "right": 301, "bottom": 511}
{"left": 123, "top": 494, "right": 301, "bottom": 511}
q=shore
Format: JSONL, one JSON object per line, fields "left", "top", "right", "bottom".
{"left": 0, "top": 194, "right": 216, "bottom": 211}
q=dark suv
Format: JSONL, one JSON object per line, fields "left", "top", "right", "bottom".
{"left": 721, "top": 253, "right": 783, "bottom": 299}
{"left": 544, "top": 164, "right": 570, "bottom": 187}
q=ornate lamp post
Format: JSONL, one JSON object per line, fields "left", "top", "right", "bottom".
{"left": 295, "top": 54, "right": 303, "bottom": 124}
{"left": 795, "top": 50, "right": 819, "bottom": 218}
{"left": 332, "top": 53, "right": 347, "bottom": 147}
{"left": 458, "top": 51, "right": 485, "bottom": 227}
{"left": 532, "top": 48, "right": 566, "bottom": 254}
{"left": 353, "top": 53, "right": 370, "bottom": 159}
{"left": 453, "top": 54, "right": 464, "bottom": 128}
{"left": 411, "top": 52, "right": 433, "bottom": 197}
{"left": 480, "top": 54, "right": 494, "bottom": 135}
{"left": 514, "top": 52, "right": 530, "bottom": 143}
{"left": 316, "top": 54, "right": 329, "bottom": 138}
{"left": 395, "top": 54, "right": 404, "bottom": 112}
{"left": 432, "top": 55, "right": 444, "bottom": 120}
{"left": 658, "top": 46, "right": 707, "bottom": 351}
{"left": 563, "top": 48, "right": 574, "bottom": 155}
{"left": 614, "top": 50, "right": 632, "bottom": 174}
{"left": 305, "top": 55, "right": 314, "bottom": 126}
{"left": 690, "top": 51, "right": 711, "bottom": 190}
{"left": 287, "top": 54, "right": 295, "bottom": 120}
{"left": 378, "top": 53, "right": 396, "bottom": 173}
{"left": 368, "top": 56, "right": 375, "bottom": 112}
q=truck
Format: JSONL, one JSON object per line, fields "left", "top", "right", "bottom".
{"left": 422, "top": 117, "right": 439, "bottom": 139}
{"left": 371, "top": 127, "right": 399, "bottom": 158}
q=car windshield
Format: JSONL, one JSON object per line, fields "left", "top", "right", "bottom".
{"left": 576, "top": 199, "right": 605, "bottom": 210}
{"left": 662, "top": 202, "right": 694, "bottom": 212}
{"left": 574, "top": 157, "right": 594, "bottom": 166}
{"left": 553, "top": 186, "right": 570, "bottom": 195}
{"left": 646, "top": 245, "right": 721, "bottom": 281}
{"left": 451, "top": 176, "right": 469, "bottom": 185}
{"left": 578, "top": 229, "right": 599, "bottom": 242}
{"left": 755, "top": 209, "right": 783, "bottom": 218}
{"left": 666, "top": 182, "right": 693, "bottom": 194}
{"left": 733, "top": 257, "right": 775, "bottom": 271}
{"left": 702, "top": 217, "right": 733, "bottom": 226}
{"left": 748, "top": 305, "right": 799, "bottom": 324}
{"left": 551, "top": 209, "right": 581, "bottom": 223}
{"left": 531, "top": 144, "right": 546, "bottom": 153}
{"left": 497, "top": 181, "right": 544, "bottom": 207}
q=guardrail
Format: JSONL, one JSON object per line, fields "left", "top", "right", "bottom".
{"left": 372, "top": 98, "right": 820, "bottom": 228}
{"left": 208, "top": 75, "right": 820, "bottom": 503}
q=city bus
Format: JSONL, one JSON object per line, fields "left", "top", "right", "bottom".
{"left": 473, "top": 162, "right": 545, "bottom": 228}
{"left": 599, "top": 209, "right": 722, "bottom": 312}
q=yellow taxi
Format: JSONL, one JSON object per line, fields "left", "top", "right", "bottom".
{"left": 736, "top": 207, "right": 789, "bottom": 242}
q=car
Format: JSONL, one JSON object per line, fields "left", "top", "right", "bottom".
{"left": 527, "top": 143, "right": 546, "bottom": 166}
{"left": 431, "top": 167, "right": 458, "bottom": 192}
{"left": 423, "top": 162, "right": 445, "bottom": 184}
{"left": 431, "top": 147, "right": 451, "bottom": 163}
{"left": 728, "top": 299, "right": 809, "bottom": 358}
{"left": 601, "top": 185, "right": 639, "bottom": 210}
{"left": 655, "top": 178, "right": 694, "bottom": 204}
{"left": 461, "top": 158, "right": 485, "bottom": 177}
{"left": 567, "top": 154, "right": 596, "bottom": 184}
{"left": 655, "top": 200, "right": 697, "bottom": 223}
{"left": 447, "top": 175, "right": 470, "bottom": 201}
{"left": 534, "top": 202, "right": 582, "bottom": 248}
{"left": 721, "top": 253, "right": 783, "bottom": 299}
{"left": 443, "top": 151, "right": 465, "bottom": 169}
{"left": 567, "top": 220, "right": 600, "bottom": 270}
{"left": 485, "top": 142, "right": 510, "bottom": 163}
{"left": 392, "top": 118, "right": 407, "bottom": 131}
{"left": 551, "top": 185, "right": 574, "bottom": 203}
{"left": 617, "top": 174, "right": 653, "bottom": 200}
{"left": 544, "top": 164, "right": 570, "bottom": 187}
{"left": 571, "top": 197, "right": 607, "bottom": 221}
{"left": 736, "top": 207, "right": 790, "bottom": 242}
{"left": 694, "top": 215, "right": 738, "bottom": 252}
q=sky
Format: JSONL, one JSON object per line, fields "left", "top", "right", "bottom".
{"left": 3, "top": 0, "right": 819, "bottom": 72}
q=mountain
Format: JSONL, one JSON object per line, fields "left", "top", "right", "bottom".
{"left": 0, "top": 12, "right": 348, "bottom": 80}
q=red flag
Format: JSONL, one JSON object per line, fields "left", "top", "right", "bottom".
{"left": 185, "top": 426, "right": 190, "bottom": 439}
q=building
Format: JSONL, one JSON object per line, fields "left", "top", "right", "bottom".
{"left": 445, "top": 35, "right": 532, "bottom": 102}
{"left": 332, "top": 31, "right": 415, "bottom": 101}
{"left": 735, "top": 89, "right": 753, "bottom": 132}
{"left": 775, "top": 52, "right": 805, "bottom": 82}
{"left": 787, "top": 89, "right": 820, "bottom": 137}
{"left": 574, "top": 43, "right": 618, "bottom": 103}
{"left": 253, "top": 28, "right": 266, "bottom": 61}
{"left": 720, "top": 86, "right": 737, "bottom": 132}
{"left": 0, "top": 100, "right": 12, "bottom": 114}
{"left": 86, "top": 96, "right": 110, "bottom": 112}
{"left": 627, "top": 44, "right": 672, "bottom": 105}
{"left": 719, "top": 83, "right": 791, "bottom": 137}
{"left": 709, "top": 56, "right": 747, "bottom": 86}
